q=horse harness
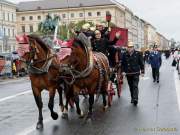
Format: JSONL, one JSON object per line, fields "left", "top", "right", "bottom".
{"left": 27, "top": 46, "right": 56, "bottom": 74}
{"left": 60, "top": 51, "right": 108, "bottom": 96}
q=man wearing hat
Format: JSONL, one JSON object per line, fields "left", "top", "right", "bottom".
{"left": 121, "top": 41, "right": 144, "bottom": 106}
{"left": 81, "top": 23, "right": 94, "bottom": 38}
{"left": 149, "top": 44, "right": 162, "bottom": 83}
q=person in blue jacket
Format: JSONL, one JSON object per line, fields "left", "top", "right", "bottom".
{"left": 149, "top": 45, "right": 162, "bottom": 83}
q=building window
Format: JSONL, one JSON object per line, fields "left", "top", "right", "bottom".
{"left": 13, "top": 46, "right": 16, "bottom": 51}
{"left": 0, "top": 28, "right": 2, "bottom": 36}
{"left": 62, "top": 14, "right": 66, "bottom": 18}
{"left": 22, "top": 26, "right": 25, "bottom": 33}
{"left": 8, "top": 29, "right": 10, "bottom": 36}
{"left": 30, "top": 25, "right": 33, "bottom": 33}
{"left": 0, "top": 45, "right": 2, "bottom": 53}
{"left": 97, "top": 12, "right": 101, "bottom": 16}
{"left": 8, "top": 13, "right": 10, "bottom": 21}
{"left": 12, "top": 29, "right": 15, "bottom": 37}
{"left": 3, "top": 12, "right": 5, "bottom": 20}
{"left": 29, "top": 16, "right": 33, "bottom": 20}
{"left": 88, "top": 12, "right": 92, "bottom": 17}
{"left": 106, "top": 11, "right": 111, "bottom": 15}
{"left": 71, "top": 13, "right": 74, "bottom": 18}
{"left": 4, "top": 28, "right": 6, "bottom": 36}
{"left": 79, "top": 13, "right": 83, "bottom": 17}
{"left": 37, "top": 16, "right": 41, "bottom": 20}
{"left": 12, "top": 14, "right": 14, "bottom": 22}
{"left": 22, "top": 17, "right": 25, "bottom": 21}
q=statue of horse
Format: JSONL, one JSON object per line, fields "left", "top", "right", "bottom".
{"left": 21, "top": 34, "right": 65, "bottom": 129}
{"left": 59, "top": 33, "right": 110, "bottom": 119}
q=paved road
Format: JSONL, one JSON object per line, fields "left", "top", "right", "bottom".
{"left": 0, "top": 57, "right": 180, "bottom": 135}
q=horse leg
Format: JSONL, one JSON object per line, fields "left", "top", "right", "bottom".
{"left": 102, "top": 91, "right": 108, "bottom": 111}
{"left": 48, "top": 90, "right": 58, "bottom": 120}
{"left": 87, "top": 94, "right": 94, "bottom": 119}
{"left": 57, "top": 87, "right": 64, "bottom": 112}
{"left": 74, "top": 94, "right": 84, "bottom": 118}
{"left": 62, "top": 91, "right": 70, "bottom": 119}
{"left": 32, "top": 89, "right": 43, "bottom": 130}
{"left": 102, "top": 82, "right": 108, "bottom": 111}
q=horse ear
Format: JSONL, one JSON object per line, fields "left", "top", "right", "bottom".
{"left": 34, "top": 53, "right": 38, "bottom": 60}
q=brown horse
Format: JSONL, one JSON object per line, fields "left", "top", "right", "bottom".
{"left": 21, "top": 35, "right": 65, "bottom": 129}
{"left": 59, "top": 33, "right": 110, "bottom": 119}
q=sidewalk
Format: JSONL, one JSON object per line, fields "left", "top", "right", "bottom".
{"left": 0, "top": 76, "right": 29, "bottom": 84}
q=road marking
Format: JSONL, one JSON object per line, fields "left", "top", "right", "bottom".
{"left": 174, "top": 70, "right": 180, "bottom": 112}
{"left": 0, "top": 90, "right": 32, "bottom": 103}
{"left": 0, "top": 78, "right": 29, "bottom": 85}
{"left": 140, "top": 76, "right": 150, "bottom": 80}
{"left": 16, "top": 110, "right": 62, "bottom": 135}
{"left": 16, "top": 117, "right": 53, "bottom": 135}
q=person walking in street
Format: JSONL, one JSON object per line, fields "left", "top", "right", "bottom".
{"left": 144, "top": 49, "right": 150, "bottom": 64}
{"left": 121, "top": 41, "right": 145, "bottom": 106}
{"left": 149, "top": 45, "right": 162, "bottom": 83}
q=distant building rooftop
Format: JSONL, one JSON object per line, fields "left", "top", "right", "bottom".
{"left": 17, "top": 0, "right": 116, "bottom": 12}
{"left": 0, "top": 0, "right": 16, "bottom": 6}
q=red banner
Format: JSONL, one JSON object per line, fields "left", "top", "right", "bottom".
{"left": 109, "top": 27, "right": 128, "bottom": 47}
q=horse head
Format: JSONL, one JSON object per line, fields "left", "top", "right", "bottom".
{"left": 20, "top": 34, "right": 56, "bottom": 74}
{"left": 60, "top": 33, "right": 94, "bottom": 79}
{"left": 28, "top": 34, "right": 50, "bottom": 62}
{"left": 68, "top": 33, "right": 90, "bottom": 69}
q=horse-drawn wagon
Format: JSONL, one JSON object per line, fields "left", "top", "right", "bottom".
{"left": 15, "top": 30, "right": 127, "bottom": 129}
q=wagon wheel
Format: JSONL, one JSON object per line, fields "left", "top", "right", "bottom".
{"left": 116, "top": 67, "right": 123, "bottom": 98}
{"left": 107, "top": 81, "right": 115, "bottom": 106}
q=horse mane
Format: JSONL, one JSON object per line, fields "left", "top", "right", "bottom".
{"left": 72, "top": 38, "right": 85, "bottom": 49}
{"left": 28, "top": 34, "right": 49, "bottom": 52}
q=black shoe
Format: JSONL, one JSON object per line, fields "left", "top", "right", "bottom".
{"left": 133, "top": 100, "right": 138, "bottom": 106}
{"left": 153, "top": 79, "right": 156, "bottom": 82}
{"left": 157, "top": 80, "right": 159, "bottom": 83}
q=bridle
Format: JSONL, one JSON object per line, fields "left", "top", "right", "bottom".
{"left": 23, "top": 38, "right": 56, "bottom": 74}
{"left": 59, "top": 39, "right": 94, "bottom": 85}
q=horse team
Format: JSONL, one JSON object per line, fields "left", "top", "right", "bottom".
{"left": 20, "top": 33, "right": 122, "bottom": 130}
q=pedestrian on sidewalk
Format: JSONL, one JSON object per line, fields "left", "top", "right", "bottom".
{"left": 121, "top": 41, "right": 145, "bottom": 106}
{"left": 149, "top": 45, "right": 162, "bottom": 83}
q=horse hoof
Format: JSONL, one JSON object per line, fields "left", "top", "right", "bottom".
{"left": 60, "top": 106, "right": 64, "bottom": 112}
{"left": 79, "top": 111, "right": 84, "bottom": 118}
{"left": 36, "top": 122, "right": 43, "bottom": 130}
{"left": 61, "top": 113, "right": 68, "bottom": 119}
{"left": 51, "top": 112, "right": 58, "bottom": 120}
{"left": 103, "top": 105, "right": 108, "bottom": 111}
{"left": 86, "top": 117, "right": 92, "bottom": 124}
{"left": 86, "top": 112, "right": 92, "bottom": 120}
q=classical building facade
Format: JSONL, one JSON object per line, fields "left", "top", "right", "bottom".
{"left": 124, "top": 7, "right": 133, "bottom": 42}
{"left": 144, "top": 23, "right": 157, "bottom": 49}
{"left": 16, "top": 0, "right": 125, "bottom": 35}
{"left": 137, "top": 19, "right": 145, "bottom": 50}
{"left": 156, "top": 32, "right": 169, "bottom": 50}
{"left": 0, "top": 0, "right": 16, "bottom": 53}
{"left": 15, "top": 0, "right": 169, "bottom": 50}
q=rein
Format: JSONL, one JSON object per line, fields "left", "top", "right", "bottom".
{"left": 61, "top": 45, "right": 94, "bottom": 85}
{"left": 27, "top": 38, "right": 56, "bottom": 74}
{"left": 28, "top": 51, "right": 55, "bottom": 74}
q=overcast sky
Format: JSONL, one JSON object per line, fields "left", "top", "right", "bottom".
{"left": 9, "top": 0, "right": 180, "bottom": 41}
